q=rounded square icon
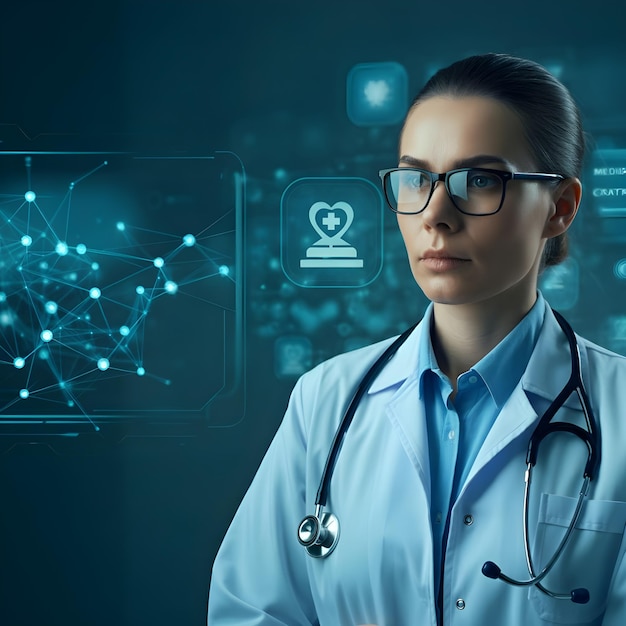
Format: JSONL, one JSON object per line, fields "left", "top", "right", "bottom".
{"left": 346, "top": 61, "right": 408, "bottom": 127}
{"left": 281, "top": 177, "right": 383, "bottom": 288}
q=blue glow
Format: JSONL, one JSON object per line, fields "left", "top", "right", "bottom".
{"left": 13, "top": 357, "right": 25, "bottom": 369}
{"left": 97, "top": 358, "right": 110, "bottom": 371}
{"left": 21, "top": 235, "right": 33, "bottom": 247}
{"left": 137, "top": 366, "right": 145, "bottom": 376}
{"left": 76, "top": 243, "right": 87, "bottom": 255}
{"left": 153, "top": 256, "right": 165, "bottom": 268}
{"left": 0, "top": 292, "right": 6, "bottom": 302}
{"left": 219, "top": 265, "right": 230, "bottom": 276}
{"left": 91, "top": 262, "right": 99, "bottom": 271}
{"left": 55, "top": 241, "right": 69, "bottom": 256}
{"left": 19, "top": 389, "right": 29, "bottom": 399}
{"left": 45, "top": 301, "right": 58, "bottom": 314}
{"left": 116, "top": 221, "right": 126, "bottom": 231}
{"left": 614, "top": 259, "right": 626, "bottom": 280}
{"left": 119, "top": 325, "right": 130, "bottom": 336}
{"left": 89, "top": 287, "right": 101, "bottom": 299}
{"left": 40, "top": 329, "right": 53, "bottom": 342}
{"left": 183, "top": 234, "right": 196, "bottom": 247}
{"left": 346, "top": 62, "right": 408, "bottom": 126}
{"left": 165, "top": 280, "right": 178, "bottom": 294}
{"left": 24, "top": 190, "right": 36, "bottom": 203}
{"left": 136, "top": 285, "right": 145, "bottom": 295}
{"left": 364, "top": 79, "right": 391, "bottom": 107}
{"left": 38, "top": 349, "right": 50, "bottom": 360}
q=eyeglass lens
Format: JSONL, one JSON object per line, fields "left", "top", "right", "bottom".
{"left": 386, "top": 169, "right": 504, "bottom": 215}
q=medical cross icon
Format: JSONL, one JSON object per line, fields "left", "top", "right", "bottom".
{"left": 322, "top": 212, "right": 341, "bottom": 231}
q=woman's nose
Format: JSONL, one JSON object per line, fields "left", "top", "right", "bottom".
{"left": 421, "top": 181, "right": 462, "bottom": 231}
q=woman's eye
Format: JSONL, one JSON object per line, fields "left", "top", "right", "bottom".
{"left": 467, "top": 171, "right": 499, "bottom": 189}
{"left": 402, "top": 172, "right": 429, "bottom": 189}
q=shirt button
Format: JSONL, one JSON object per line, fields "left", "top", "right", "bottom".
{"left": 456, "top": 599, "right": 466, "bottom": 610}
{"left": 448, "top": 429, "right": 455, "bottom": 440}
{"left": 468, "top": 375, "right": 478, "bottom": 384}
{"left": 463, "top": 514, "right": 474, "bottom": 526}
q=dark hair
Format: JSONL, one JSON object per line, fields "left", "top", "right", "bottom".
{"left": 406, "top": 53, "right": 585, "bottom": 268}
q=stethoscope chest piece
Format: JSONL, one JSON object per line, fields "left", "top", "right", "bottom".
{"left": 297, "top": 509, "right": 340, "bottom": 558}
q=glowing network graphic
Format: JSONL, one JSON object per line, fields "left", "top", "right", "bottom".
{"left": 0, "top": 153, "right": 243, "bottom": 429}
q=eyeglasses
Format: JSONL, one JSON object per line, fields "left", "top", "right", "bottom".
{"left": 378, "top": 167, "right": 564, "bottom": 216}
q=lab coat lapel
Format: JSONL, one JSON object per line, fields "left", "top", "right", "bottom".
{"left": 385, "top": 378, "right": 432, "bottom": 490}
{"left": 462, "top": 305, "right": 577, "bottom": 492}
{"left": 368, "top": 319, "right": 432, "bottom": 491}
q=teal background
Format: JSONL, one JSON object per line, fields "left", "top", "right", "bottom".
{"left": 1, "top": 1, "right": 626, "bottom": 624}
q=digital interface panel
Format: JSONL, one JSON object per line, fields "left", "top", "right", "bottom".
{"left": 0, "top": 150, "right": 244, "bottom": 435}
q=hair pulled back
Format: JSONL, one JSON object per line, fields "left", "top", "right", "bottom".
{"left": 407, "top": 53, "right": 585, "bottom": 268}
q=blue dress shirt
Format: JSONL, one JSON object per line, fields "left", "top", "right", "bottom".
{"left": 417, "top": 293, "right": 546, "bottom": 596}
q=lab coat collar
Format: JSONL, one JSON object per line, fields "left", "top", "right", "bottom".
{"left": 366, "top": 309, "right": 429, "bottom": 394}
{"left": 367, "top": 297, "right": 585, "bottom": 401}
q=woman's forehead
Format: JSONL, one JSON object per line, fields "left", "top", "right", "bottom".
{"left": 399, "top": 95, "right": 535, "bottom": 171}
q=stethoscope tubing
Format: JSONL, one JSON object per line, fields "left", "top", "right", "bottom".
{"left": 299, "top": 309, "right": 601, "bottom": 604}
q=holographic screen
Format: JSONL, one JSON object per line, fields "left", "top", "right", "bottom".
{"left": 0, "top": 150, "right": 245, "bottom": 434}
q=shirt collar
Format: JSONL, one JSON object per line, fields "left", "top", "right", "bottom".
{"left": 472, "top": 293, "right": 545, "bottom": 408}
{"left": 385, "top": 294, "right": 546, "bottom": 408}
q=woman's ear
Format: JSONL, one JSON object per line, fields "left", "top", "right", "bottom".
{"left": 544, "top": 177, "right": 582, "bottom": 238}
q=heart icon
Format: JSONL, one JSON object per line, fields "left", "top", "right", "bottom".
{"left": 308, "top": 201, "right": 354, "bottom": 243}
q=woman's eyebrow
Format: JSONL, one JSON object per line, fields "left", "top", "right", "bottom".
{"left": 398, "top": 154, "right": 514, "bottom": 170}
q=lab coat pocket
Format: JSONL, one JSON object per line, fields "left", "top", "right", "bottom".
{"left": 529, "top": 493, "right": 626, "bottom": 624}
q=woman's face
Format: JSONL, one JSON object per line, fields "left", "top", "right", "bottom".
{"left": 397, "top": 95, "right": 565, "bottom": 312}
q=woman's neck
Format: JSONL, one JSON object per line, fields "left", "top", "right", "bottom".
{"left": 431, "top": 292, "right": 538, "bottom": 388}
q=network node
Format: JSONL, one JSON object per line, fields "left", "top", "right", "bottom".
{"left": 97, "top": 358, "right": 110, "bottom": 371}
{"left": 21, "top": 235, "right": 33, "bottom": 247}
{"left": 24, "top": 190, "right": 36, "bottom": 202}
{"left": 76, "top": 243, "right": 87, "bottom": 255}
{"left": 91, "top": 262, "right": 100, "bottom": 271}
{"left": 38, "top": 349, "right": 50, "bottom": 360}
{"left": 116, "top": 221, "right": 126, "bottom": 232}
{"left": 0, "top": 292, "right": 5, "bottom": 302}
{"left": 165, "top": 280, "right": 178, "bottom": 294}
{"left": 219, "top": 265, "right": 230, "bottom": 276}
{"left": 13, "top": 357, "right": 25, "bottom": 369}
{"left": 153, "top": 257, "right": 165, "bottom": 268}
{"left": 40, "top": 329, "right": 53, "bottom": 342}
{"left": 19, "top": 389, "right": 29, "bottom": 399}
{"left": 136, "top": 285, "right": 145, "bottom": 295}
{"left": 183, "top": 234, "right": 196, "bottom": 247}
{"left": 89, "top": 287, "right": 101, "bottom": 299}
{"left": 45, "top": 301, "right": 58, "bottom": 314}
{"left": 137, "top": 366, "right": 146, "bottom": 376}
{"left": 55, "top": 241, "right": 69, "bottom": 256}
{"left": 120, "top": 325, "right": 130, "bottom": 336}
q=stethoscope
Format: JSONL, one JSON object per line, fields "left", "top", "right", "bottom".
{"left": 297, "top": 310, "right": 600, "bottom": 605}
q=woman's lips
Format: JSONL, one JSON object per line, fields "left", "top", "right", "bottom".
{"left": 420, "top": 251, "right": 470, "bottom": 271}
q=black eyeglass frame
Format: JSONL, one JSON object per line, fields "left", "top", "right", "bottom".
{"left": 378, "top": 167, "right": 565, "bottom": 216}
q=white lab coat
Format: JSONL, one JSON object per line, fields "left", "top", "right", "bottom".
{"left": 208, "top": 303, "right": 626, "bottom": 625}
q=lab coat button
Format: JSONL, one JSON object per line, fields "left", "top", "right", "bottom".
{"left": 455, "top": 598, "right": 466, "bottom": 610}
{"left": 463, "top": 514, "right": 473, "bottom": 526}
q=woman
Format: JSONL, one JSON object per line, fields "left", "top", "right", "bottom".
{"left": 208, "top": 53, "right": 626, "bottom": 625}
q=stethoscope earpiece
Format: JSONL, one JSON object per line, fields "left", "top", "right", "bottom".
{"left": 297, "top": 509, "right": 340, "bottom": 558}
